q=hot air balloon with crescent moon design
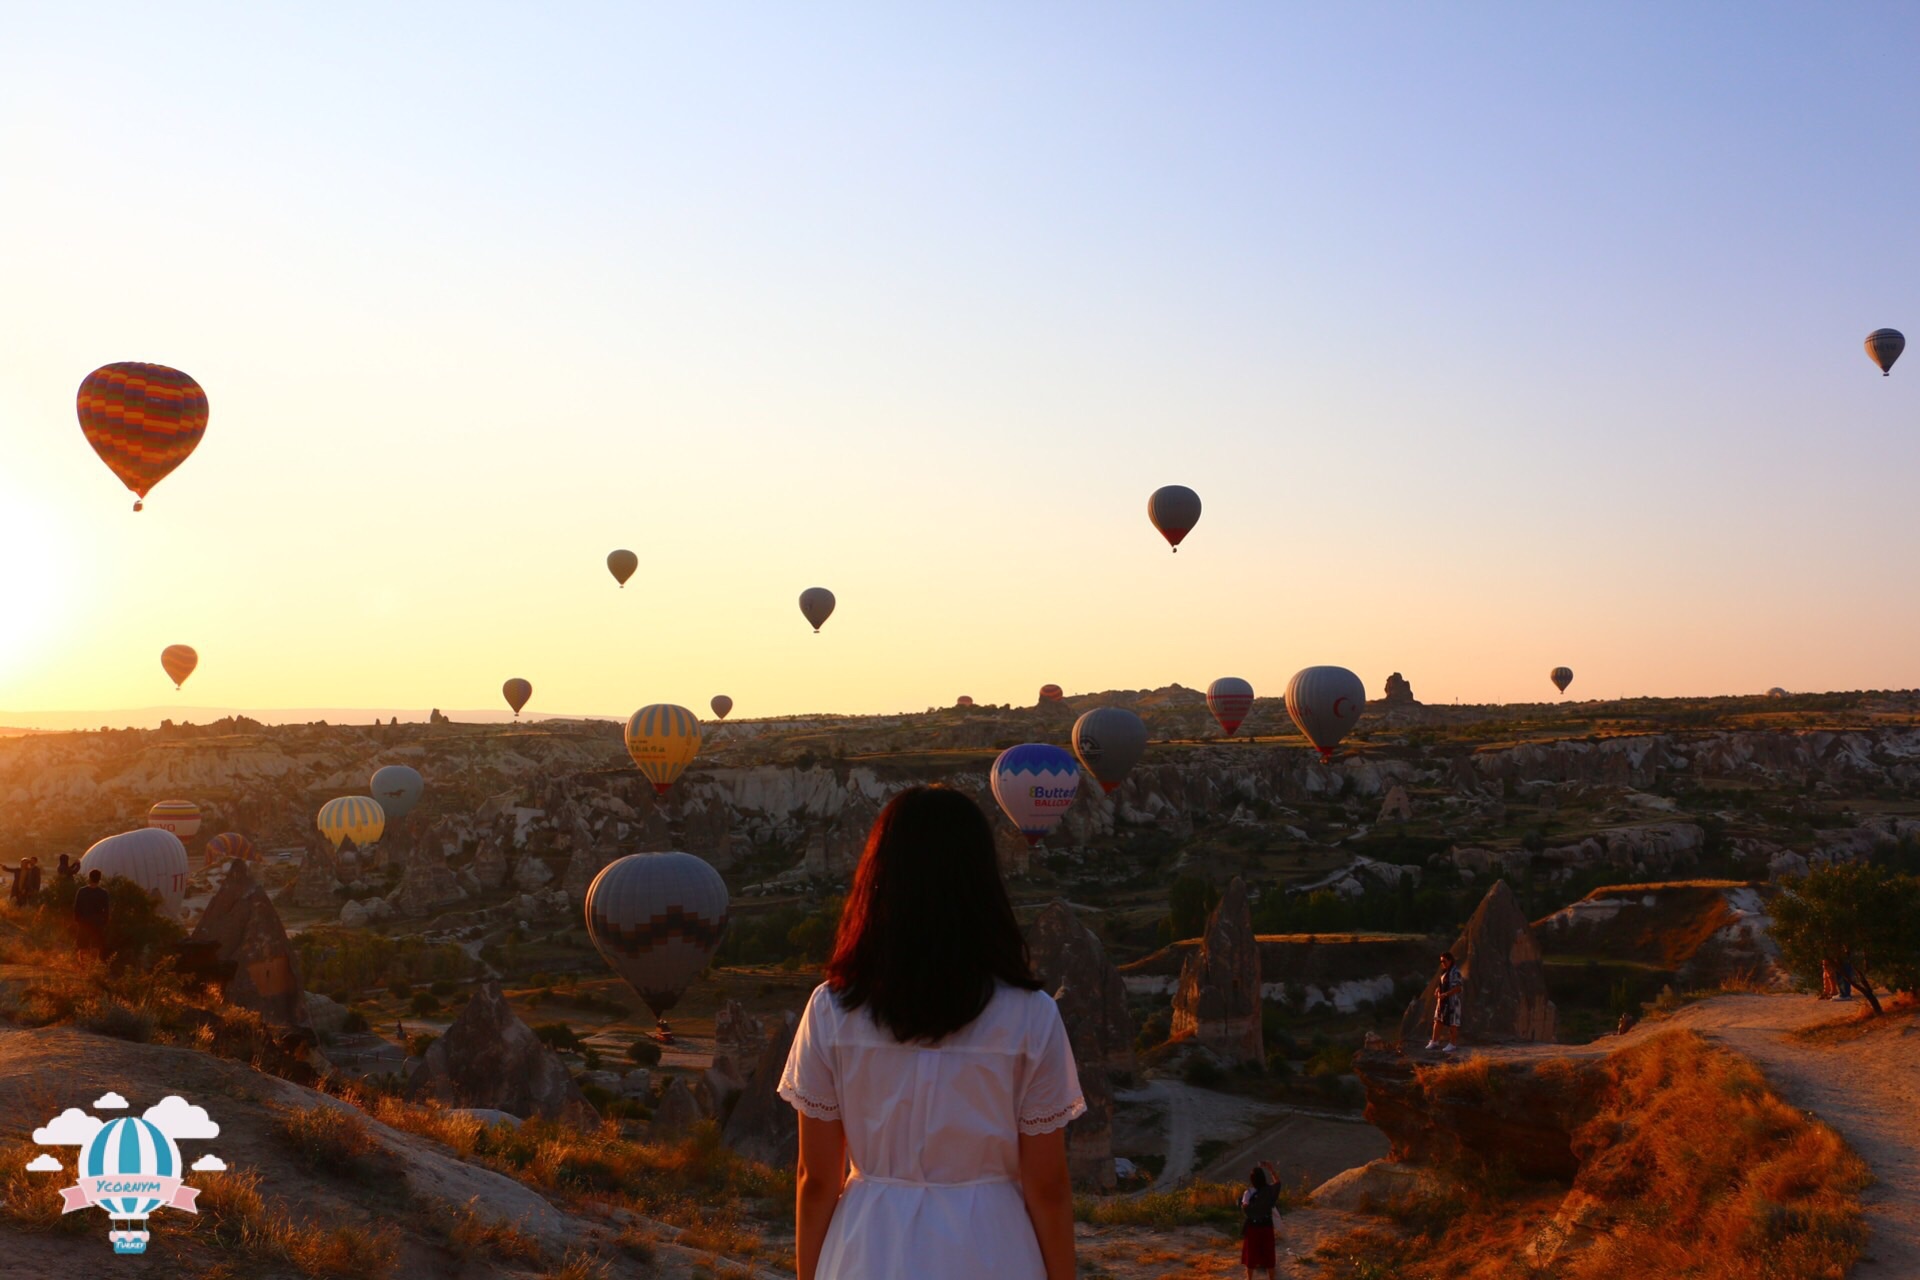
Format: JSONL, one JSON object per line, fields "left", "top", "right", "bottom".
{"left": 625, "top": 704, "right": 702, "bottom": 795}
{"left": 1147, "top": 485, "right": 1202, "bottom": 551}
{"left": 77, "top": 363, "right": 208, "bottom": 511}
{"left": 1285, "top": 666, "right": 1366, "bottom": 763}
{"left": 585, "top": 851, "right": 729, "bottom": 1039}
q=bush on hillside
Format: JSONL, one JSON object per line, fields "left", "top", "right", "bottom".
{"left": 1771, "top": 862, "right": 1920, "bottom": 1015}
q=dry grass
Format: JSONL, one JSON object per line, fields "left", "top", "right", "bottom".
{"left": 1075, "top": 1181, "right": 1291, "bottom": 1232}
{"left": 1316, "top": 1031, "right": 1870, "bottom": 1279}
{"left": 274, "top": 1103, "right": 404, "bottom": 1186}
{"left": 439, "top": 1200, "right": 547, "bottom": 1264}
{"left": 1790, "top": 991, "right": 1920, "bottom": 1044}
{"left": 186, "top": 1169, "right": 403, "bottom": 1278}
{"left": 0, "top": 1139, "right": 93, "bottom": 1236}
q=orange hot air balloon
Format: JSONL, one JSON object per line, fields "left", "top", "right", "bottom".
{"left": 161, "top": 645, "right": 198, "bottom": 690}
{"left": 77, "top": 363, "right": 208, "bottom": 511}
{"left": 503, "top": 678, "right": 533, "bottom": 718}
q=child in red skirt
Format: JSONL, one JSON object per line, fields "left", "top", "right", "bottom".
{"left": 1239, "top": 1160, "right": 1280, "bottom": 1278}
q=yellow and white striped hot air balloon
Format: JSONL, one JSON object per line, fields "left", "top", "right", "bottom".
{"left": 624, "top": 705, "right": 702, "bottom": 796}
{"left": 316, "top": 796, "right": 386, "bottom": 850}
{"left": 146, "top": 799, "right": 202, "bottom": 840}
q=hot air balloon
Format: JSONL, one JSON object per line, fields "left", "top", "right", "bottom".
{"left": 1767, "top": 686, "right": 1789, "bottom": 698}
{"left": 799, "top": 587, "right": 836, "bottom": 633}
{"left": 607, "top": 549, "right": 639, "bottom": 587}
{"left": 710, "top": 695, "right": 733, "bottom": 720}
{"left": 204, "top": 831, "right": 257, "bottom": 867}
{"left": 957, "top": 696, "right": 975, "bottom": 708}
{"left": 316, "top": 796, "right": 385, "bottom": 851}
{"left": 1206, "top": 677, "right": 1255, "bottom": 736}
{"left": 1147, "top": 485, "right": 1202, "bottom": 552}
{"left": 80, "top": 828, "right": 189, "bottom": 918}
{"left": 585, "top": 851, "right": 729, "bottom": 1031}
{"left": 369, "top": 765, "right": 424, "bottom": 820}
{"left": 990, "top": 744, "right": 1081, "bottom": 845}
{"left": 1038, "top": 684, "right": 1064, "bottom": 704}
{"left": 503, "top": 678, "right": 532, "bottom": 718}
{"left": 625, "top": 704, "right": 702, "bottom": 795}
{"left": 160, "top": 646, "right": 197, "bottom": 690}
{"left": 77, "top": 363, "right": 208, "bottom": 511}
{"left": 81, "top": 1115, "right": 183, "bottom": 1254}
{"left": 1072, "top": 708, "right": 1148, "bottom": 794}
{"left": 146, "top": 800, "right": 201, "bottom": 840}
{"left": 1285, "top": 666, "right": 1366, "bottom": 763}
{"left": 1866, "top": 328, "right": 1905, "bottom": 376}
{"left": 1550, "top": 667, "right": 1573, "bottom": 694}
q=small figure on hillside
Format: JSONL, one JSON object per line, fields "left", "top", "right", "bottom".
{"left": 1425, "top": 951, "right": 1463, "bottom": 1053}
{"left": 22, "top": 857, "right": 41, "bottom": 900}
{"left": 1239, "top": 1161, "right": 1282, "bottom": 1279}
{"left": 73, "top": 870, "right": 111, "bottom": 956}
{"left": 55, "top": 853, "right": 76, "bottom": 884}
{"left": 2, "top": 860, "right": 26, "bottom": 906}
{"left": 1616, "top": 1011, "right": 1637, "bottom": 1036}
{"left": 1834, "top": 946, "right": 1856, "bottom": 1001}
{"left": 1819, "top": 958, "right": 1838, "bottom": 1000}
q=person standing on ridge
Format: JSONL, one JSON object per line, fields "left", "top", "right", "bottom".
{"left": 55, "top": 853, "right": 76, "bottom": 885}
{"left": 779, "top": 786, "right": 1082, "bottom": 1280}
{"left": 1239, "top": 1161, "right": 1282, "bottom": 1278}
{"left": 73, "top": 870, "right": 111, "bottom": 957}
{"left": 1426, "top": 951, "right": 1463, "bottom": 1053}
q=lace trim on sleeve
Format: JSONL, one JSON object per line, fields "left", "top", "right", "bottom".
{"left": 777, "top": 1082, "right": 841, "bottom": 1122}
{"left": 1018, "top": 1096, "right": 1087, "bottom": 1135}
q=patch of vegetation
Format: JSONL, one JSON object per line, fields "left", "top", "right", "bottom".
{"left": 274, "top": 1104, "right": 405, "bottom": 1188}
{"left": 291, "top": 927, "right": 472, "bottom": 997}
{"left": 1772, "top": 862, "right": 1920, "bottom": 1014}
{"left": 1074, "top": 1180, "right": 1288, "bottom": 1232}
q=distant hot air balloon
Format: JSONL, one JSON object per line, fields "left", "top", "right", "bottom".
{"left": 957, "top": 696, "right": 974, "bottom": 708}
{"left": 1072, "top": 708, "right": 1148, "bottom": 794}
{"left": 990, "top": 744, "right": 1081, "bottom": 846}
{"left": 799, "top": 587, "right": 836, "bottom": 633}
{"left": 625, "top": 704, "right": 702, "bottom": 795}
{"left": 1550, "top": 667, "right": 1574, "bottom": 694}
{"left": 1038, "top": 684, "right": 1064, "bottom": 704}
{"left": 369, "top": 765, "right": 424, "bottom": 820}
{"left": 1767, "top": 686, "right": 1789, "bottom": 699}
{"left": 146, "top": 800, "right": 201, "bottom": 840}
{"left": 1285, "top": 666, "right": 1366, "bottom": 763}
{"left": 1866, "top": 328, "right": 1905, "bottom": 376}
{"left": 317, "top": 796, "right": 386, "bottom": 850}
{"left": 80, "top": 828, "right": 189, "bottom": 918}
{"left": 710, "top": 695, "right": 733, "bottom": 720}
{"left": 204, "top": 831, "right": 257, "bottom": 867}
{"left": 1206, "top": 677, "right": 1255, "bottom": 736}
{"left": 77, "top": 363, "right": 208, "bottom": 511}
{"left": 584, "top": 851, "right": 730, "bottom": 1026}
{"left": 608, "top": 549, "right": 638, "bottom": 587}
{"left": 1147, "top": 485, "right": 1202, "bottom": 552}
{"left": 503, "top": 678, "right": 532, "bottom": 719}
{"left": 160, "top": 645, "right": 198, "bottom": 690}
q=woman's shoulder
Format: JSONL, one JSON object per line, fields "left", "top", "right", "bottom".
{"left": 985, "top": 981, "right": 1067, "bottom": 1035}
{"left": 801, "top": 981, "right": 845, "bottom": 1025}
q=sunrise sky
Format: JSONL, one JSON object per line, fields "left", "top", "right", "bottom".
{"left": 1, "top": 5, "right": 1917, "bottom": 724}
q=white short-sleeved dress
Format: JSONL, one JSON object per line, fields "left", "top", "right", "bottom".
{"left": 777, "top": 980, "right": 1087, "bottom": 1279}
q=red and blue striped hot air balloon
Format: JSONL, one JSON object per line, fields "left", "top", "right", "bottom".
{"left": 990, "top": 744, "right": 1081, "bottom": 846}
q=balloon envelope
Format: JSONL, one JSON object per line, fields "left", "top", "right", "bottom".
{"left": 369, "top": 765, "right": 424, "bottom": 820}
{"left": 799, "top": 587, "right": 836, "bottom": 632}
{"left": 1206, "top": 677, "right": 1255, "bottom": 736}
{"left": 1147, "top": 485, "right": 1202, "bottom": 551}
{"left": 1072, "top": 708, "right": 1148, "bottom": 793}
{"left": 1550, "top": 667, "right": 1573, "bottom": 694}
{"left": 77, "top": 363, "right": 208, "bottom": 510}
{"left": 710, "top": 695, "right": 733, "bottom": 720}
{"left": 1866, "top": 328, "right": 1905, "bottom": 376}
{"left": 81, "top": 828, "right": 190, "bottom": 918}
{"left": 1039, "top": 684, "right": 1064, "bottom": 703}
{"left": 1285, "top": 666, "right": 1366, "bottom": 762}
{"left": 161, "top": 645, "right": 198, "bottom": 689}
{"left": 204, "top": 831, "right": 257, "bottom": 866}
{"left": 503, "top": 678, "right": 532, "bottom": 717}
{"left": 607, "top": 549, "right": 639, "bottom": 586}
{"left": 957, "top": 696, "right": 974, "bottom": 708}
{"left": 584, "top": 852, "right": 730, "bottom": 1020}
{"left": 146, "top": 800, "right": 201, "bottom": 840}
{"left": 83, "top": 1117, "right": 182, "bottom": 1223}
{"left": 625, "top": 704, "right": 702, "bottom": 795}
{"left": 317, "top": 796, "right": 386, "bottom": 850}
{"left": 990, "top": 744, "right": 1081, "bottom": 845}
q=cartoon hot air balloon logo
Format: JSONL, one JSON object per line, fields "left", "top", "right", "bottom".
{"left": 1866, "top": 328, "right": 1904, "bottom": 376}
{"left": 990, "top": 744, "right": 1081, "bottom": 846}
{"left": 1550, "top": 667, "right": 1574, "bottom": 695}
{"left": 1072, "top": 708, "right": 1147, "bottom": 794}
{"left": 607, "top": 549, "right": 639, "bottom": 587}
{"left": 503, "top": 678, "right": 533, "bottom": 719}
{"left": 160, "top": 645, "right": 198, "bottom": 691}
{"left": 799, "top": 587, "right": 836, "bottom": 633}
{"left": 35, "top": 1094, "right": 222, "bottom": 1255}
{"left": 584, "top": 851, "right": 729, "bottom": 1039}
{"left": 1284, "top": 666, "right": 1366, "bottom": 764}
{"left": 625, "top": 704, "right": 702, "bottom": 795}
{"left": 317, "top": 797, "right": 385, "bottom": 851}
{"left": 146, "top": 800, "right": 202, "bottom": 840}
{"left": 1206, "top": 677, "right": 1255, "bottom": 737}
{"left": 1147, "top": 485, "right": 1202, "bottom": 552}
{"left": 77, "top": 363, "right": 208, "bottom": 511}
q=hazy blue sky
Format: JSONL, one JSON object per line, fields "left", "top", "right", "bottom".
{"left": 1, "top": 4, "right": 1916, "bottom": 721}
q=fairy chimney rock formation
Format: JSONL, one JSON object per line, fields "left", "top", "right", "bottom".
{"left": 723, "top": 1010, "right": 802, "bottom": 1166}
{"left": 1398, "top": 879, "right": 1556, "bottom": 1047}
{"left": 1171, "top": 877, "right": 1263, "bottom": 1065}
{"left": 386, "top": 820, "right": 468, "bottom": 917}
{"left": 1379, "top": 784, "right": 1414, "bottom": 823}
{"left": 188, "top": 861, "right": 314, "bottom": 1037}
{"left": 1383, "top": 672, "right": 1418, "bottom": 705}
{"left": 1026, "top": 899, "right": 1135, "bottom": 1190}
{"left": 283, "top": 837, "right": 343, "bottom": 910}
{"left": 406, "top": 981, "right": 597, "bottom": 1128}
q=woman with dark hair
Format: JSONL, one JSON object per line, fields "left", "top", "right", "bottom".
{"left": 1426, "top": 950, "right": 1462, "bottom": 1052}
{"left": 778, "top": 786, "right": 1082, "bottom": 1280}
{"left": 1239, "top": 1160, "right": 1281, "bottom": 1278}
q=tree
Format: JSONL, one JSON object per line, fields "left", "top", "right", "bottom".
{"left": 1771, "top": 863, "right": 1920, "bottom": 1016}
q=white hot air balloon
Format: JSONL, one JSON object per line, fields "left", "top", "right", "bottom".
{"left": 1284, "top": 666, "right": 1367, "bottom": 763}
{"left": 80, "top": 828, "right": 191, "bottom": 919}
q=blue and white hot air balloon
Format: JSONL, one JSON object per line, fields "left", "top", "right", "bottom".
{"left": 989, "top": 744, "right": 1081, "bottom": 846}
{"left": 82, "top": 1117, "right": 181, "bottom": 1254}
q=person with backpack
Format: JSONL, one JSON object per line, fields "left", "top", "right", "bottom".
{"left": 1239, "top": 1161, "right": 1281, "bottom": 1278}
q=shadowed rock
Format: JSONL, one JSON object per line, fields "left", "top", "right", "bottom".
{"left": 1354, "top": 1044, "right": 1588, "bottom": 1181}
{"left": 1171, "top": 877, "right": 1262, "bottom": 1065}
{"left": 281, "top": 835, "right": 344, "bottom": 910}
{"left": 1026, "top": 899, "right": 1133, "bottom": 1189}
{"left": 722, "top": 1010, "right": 800, "bottom": 1166}
{"left": 1398, "top": 880, "right": 1556, "bottom": 1047}
{"left": 189, "top": 861, "right": 314, "bottom": 1037}
{"left": 652, "top": 1074, "right": 715, "bottom": 1139}
{"left": 387, "top": 819, "right": 468, "bottom": 917}
{"left": 406, "top": 981, "right": 596, "bottom": 1128}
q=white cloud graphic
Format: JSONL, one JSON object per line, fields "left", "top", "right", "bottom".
{"left": 143, "top": 1096, "right": 219, "bottom": 1141}
{"left": 92, "top": 1092, "right": 129, "bottom": 1110}
{"left": 25, "top": 1154, "right": 62, "bottom": 1173}
{"left": 33, "top": 1108, "right": 104, "bottom": 1146}
{"left": 191, "top": 1154, "right": 228, "bottom": 1172}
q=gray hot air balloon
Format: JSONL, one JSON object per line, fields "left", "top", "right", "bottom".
{"left": 1072, "top": 707, "right": 1148, "bottom": 794}
{"left": 1147, "top": 485, "right": 1202, "bottom": 552}
{"left": 584, "top": 852, "right": 730, "bottom": 1027}
{"left": 710, "top": 695, "right": 733, "bottom": 720}
{"left": 799, "top": 587, "right": 836, "bottom": 633}
{"left": 503, "top": 678, "right": 532, "bottom": 718}
{"left": 1284, "top": 665, "right": 1366, "bottom": 762}
{"left": 369, "top": 765, "right": 424, "bottom": 821}
{"left": 607, "top": 549, "right": 639, "bottom": 587}
{"left": 1866, "top": 328, "right": 1905, "bottom": 376}
{"left": 1550, "top": 667, "right": 1573, "bottom": 694}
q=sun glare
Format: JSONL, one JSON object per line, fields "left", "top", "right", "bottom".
{"left": 0, "top": 487, "right": 74, "bottom": 689}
